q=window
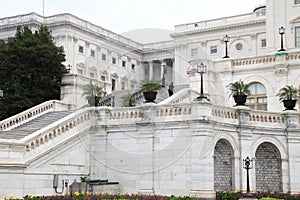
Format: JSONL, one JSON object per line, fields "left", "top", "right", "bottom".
{"left": 261, "top": 39, "right": 267, "bottom": 47}
{"left": 90, "top": 72, "right": 95, "bottom": 78}
{"left": 77, "top": 69, "right": 83, "bottom": 75}
{"left": 78, "top": 46, "right": 84, "bottom": 53}
{"left": 102, "top": 54, "right": 106, "bottom": 61}
{"left": 122, "top": 60, "right": 126, "bottom": 68}
{"left": 112, "top": 57, "right": 116, "bottom": 64}
{"left": 210, "top": 46, "right": 217, "bottom": 54}
{"left": 101, "top": 76, "right": 105, "bottom": 81}
{"left": 295, "top": 0, "right": 300, "bottom": 4}
{"left": 112, "top": 79, "right": 116, "bottom": 91}
{"left": 246, "top": 82, "right": 267, "bottom": 111}
{"left": 90, "top": 50, "right": 95, "bottom": 57}
{"left": 191, "top": 48, "right": 198, "bottom": 56}
{"left": 131, "top": 64, "right": 136, "bottom": 71}
{"left": 295, "top": 27, "right": 300, "bottom": 47}
{"left": 121, "top": 81, "right": 126, "bottom": 90}
{"left": 131, "top": 84, "right": 135, "bottom": 89}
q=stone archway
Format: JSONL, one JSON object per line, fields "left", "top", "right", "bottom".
{"left": 255, "top": 142, "right": 282, "bottom": 192}
{"left": 214, "top": 139, "right": 234, "bottom": 191}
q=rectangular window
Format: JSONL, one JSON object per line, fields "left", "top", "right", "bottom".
{"left": 191, "top": 48, "right": 198, "bottom": 56}
{"left": 210, "top": 46, "right": 217, "bottom": 54}
{"left": 295, "top": 0, "right": 300, "bottom": 4}
{"left": 261, "top": 39, "right": 267, "bottom": 47}
{"left": 131, "top": 64, "right": 136, "bottom": 71}
{"left": 112, "top": 57, "right": 116, "bottom": 64}
{"left": 296, "top": 27, "right": 300, "bottom": 47}
{"left": 112, "top": 79, "right": 116, "bottom": 91}
{"left": 90, "top": 72, "right": 95, "bottom": 78}
{"left": 78, "top": 46, "right": 84, "bottom": 53}
{"left": 101, "top": 76, "right": 105, "bottom": 81}
{"left": 122, "top": 60, "right": 126, "bottom": 68}
{"left": 121, "top": 81, "right": 125, "bottom": 90}
{"left": 90, "top": 50, "right": 95, "bottom": 57}
{"left": 102, "top": 54, "right": 106, "bottom": 61}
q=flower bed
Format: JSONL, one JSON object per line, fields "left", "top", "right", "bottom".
{"left": 10, "top": 194, "right": 199, "bottom": 200}
{"left": 216, "top": 191, "right": 300, "bottom": 200}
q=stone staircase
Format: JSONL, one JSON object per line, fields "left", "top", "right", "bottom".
{"left": 0, "top": 110, "right": 74, "bottom": 140}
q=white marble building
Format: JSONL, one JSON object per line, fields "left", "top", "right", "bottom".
{"left": 1, "top": 0, "right": 300, "bottom": 199}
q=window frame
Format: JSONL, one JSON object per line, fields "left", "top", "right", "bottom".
{"left": 102, "top": 53, "right": 106, "bottom": 61}
{"left": 246, "top": 82, "right": 267, "bottom": 111}
{"left": 210, "top": 46, "right": 217, "bottom": 54}
{"left": 295, "top": 27, "right": 300, "bottom": 47}
{"left": 90, "top": 50, "right": 95, "bottom": 57}
{"left": 78, "top": 45, "right": 84, "bottom": 54}
{"left": 261, "top": 39, "right": 267, "bottom": 47}
{"left": 112, "top": 57, "right": 117, "bottom": 65}
{"left": 191, "top": 48, "right": 198, "bottom": 56}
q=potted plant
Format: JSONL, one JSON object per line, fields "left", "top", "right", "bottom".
{"left": 82, "top": 82, "right": 105, "bottom": 106}
{"left": 139, "top": 79, "right": 161, "bottom": 103}
{"left": 226, "top": 80, "right": 250, "bottom": 106}
{"left": 277, "top": 85, "right": 299, "bottom": 110}
{"left": 120, "top": 92, "right": 136, "bottom": 107}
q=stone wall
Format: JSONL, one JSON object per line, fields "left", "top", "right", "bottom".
{"left": 214, "top": 139, "right": 233, "bottom": 191}
{"left": 255, "top": 142, "right": 282, "bottom": 192}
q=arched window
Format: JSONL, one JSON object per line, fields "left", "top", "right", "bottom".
{"left": 246, "top": 82, "right": 267, "bottom": 110}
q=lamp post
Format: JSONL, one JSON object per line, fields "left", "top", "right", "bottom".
{"left": 223, "top": 34, "right": 230, "bottom": 58}
{"left": 196, "top": 62, "right": 207, "bottom": 100}
{"left": 243, "top": 156, "right": 253, "bottom": 194}
{"left": 278, "top": 26, "right": 286, "bottom": 52}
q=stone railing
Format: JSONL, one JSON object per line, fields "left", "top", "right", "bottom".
{"left": 0, "top": 100, "right": 70, "bottom": 131}
{"left": 158, "top": 88, "right": 198, "bottom": 105}
{"left": 231, "top": 52, "right": 300, "bottom": 67}
{"left": 174, "top": 11, "right": 265, "bottom": 33}
{"left": 212, "top": 106, "right": 238, "bottom": 120}
{"left": 107, "top": 107, "right": 142, "bottom": 121}
{"left": 1, "top": 102, "right": 296, "bottom": 154}
{"left": 103, "top": 101, "right": 291, "bottom": 127}
{"left": 249, "top": 110, "right": 285, "bottom": 124}
{"left": 20, "top": 107, "right": 92, "bottom": 152}
{"left": 142, "top": 40, "right": 174, "bottom": 52}
{"left": 232, "top": 55, "right": 276, "bottom": 66}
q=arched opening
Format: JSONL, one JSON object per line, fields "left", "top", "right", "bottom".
{"left": 255, "top": 142, "right": 282, "bottom": 192}
{"left": 214, "top": 139, "right": 234, "bottom": 191}
{"left": 246, "top": 82, "right": 267, "bottom": 111}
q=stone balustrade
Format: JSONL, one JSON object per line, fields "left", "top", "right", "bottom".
{"left": 159, "top": 88, "right": 198, "bottom": 105}
{"left": 21, "top": 108, "right": 91, "bottom": 152}
{"left": 0, "top": 100, "right": 69, "bottom": 131}
{"left": 249, "top": 110, "right": 285, "bottom": 123}
{"left": 231, "top": 52, "right": 300, "bottom": 67}
{"left": 174, "top": 11, "right": 264, "bottom": 33}
{"left": 0, "top": 101, "right": 297, "bottom": 154}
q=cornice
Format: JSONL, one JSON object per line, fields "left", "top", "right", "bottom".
{"left": 171, "top": 19, "right": 266, "bottom": 38}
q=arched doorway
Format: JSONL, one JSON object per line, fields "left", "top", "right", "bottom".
{"left": 255, "top": 142, "right": 282, "bottom": 192}
{"left": 214, "top": 139, "right": 234, "bottom": 191}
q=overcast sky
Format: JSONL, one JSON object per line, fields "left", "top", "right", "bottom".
{"left": 0, "top": 0, "right": 266, "bottom": 34}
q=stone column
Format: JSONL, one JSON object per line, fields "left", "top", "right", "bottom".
{"left": 160, "top": 60, "right": 166, "bottom": 86}
{"left": 171, "top": 58, "right": 175, "bottom": 85}
{"left": 149, "top": 61, "right": 153, "bottom": 80}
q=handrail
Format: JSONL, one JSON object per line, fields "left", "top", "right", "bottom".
{"left": 20, "top": 107, "right": 95, "bottom": 152}
{"left": 0, "top": 101, "right": 293, "bottom": 154}
{"left": 0, "top": 100, "right": 69, "bottom": 131}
